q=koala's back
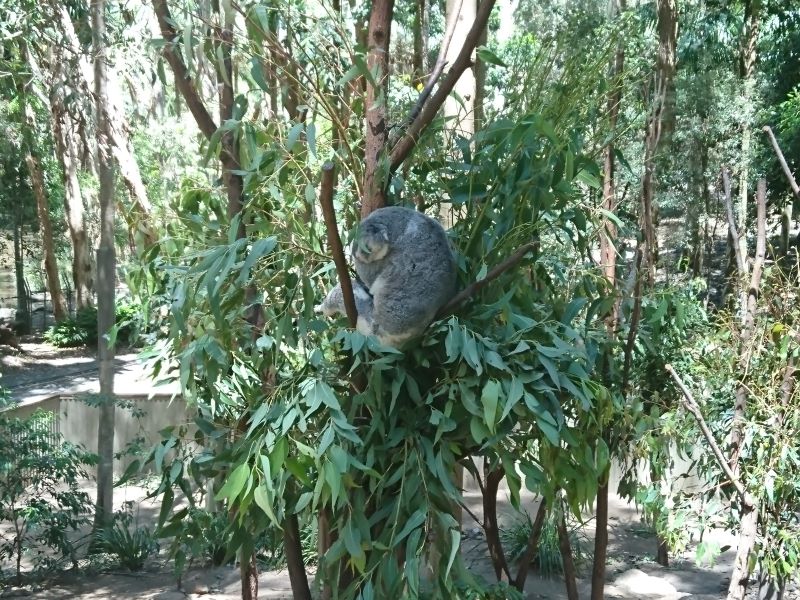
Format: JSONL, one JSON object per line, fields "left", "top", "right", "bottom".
{"left": 355, "top": 207, "right": 457, "bottom": 339}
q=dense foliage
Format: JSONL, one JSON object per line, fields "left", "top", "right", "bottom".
{"left": 0, "top": 410, "right": 97, "bottom": 584}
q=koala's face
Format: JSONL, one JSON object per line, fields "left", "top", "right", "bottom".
{"left": 354, "top": 222, "right": 390, "bottom": 264}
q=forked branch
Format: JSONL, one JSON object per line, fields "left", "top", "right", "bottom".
{"left": 390, "top": 0, "right": 497, "bottom": 172}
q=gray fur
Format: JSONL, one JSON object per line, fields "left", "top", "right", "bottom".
{"left": 318, "top": 207, "right": 457, "bottom": 347}
{"left": 315, "top": 280, "right": 375, "bottom": 338}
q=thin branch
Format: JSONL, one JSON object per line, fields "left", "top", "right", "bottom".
{"left": 318, "top": 162, "right": 357, "bottom": 328}
{"left": 557, "top": 508, "right": 580, "bottom": 600}
{"left": 390, "top": 0, "right": 497, "bottom": 172}
{"left": 721, "top": 168, "right": 746, "bottom": 277}
{"left": 459, "top": 498, "right": 484, "bottom": 529}
{"left": 763, "top": 126, "right": 800, "bottom": 200}
{"left": 396, "top": 0, "right": 464, "bottom": 139}
{"left": 664, "top": 364, "right": 750, "bottom": 505}
{"left": 622, "top": 247, "right": 643, "bottom": 393}
{"left": 436, "top": 241, "right": 539, "bottom": 318}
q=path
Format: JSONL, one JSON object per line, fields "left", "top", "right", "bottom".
{"left": 1, "top": 340, "right": 179, "bottom": 408}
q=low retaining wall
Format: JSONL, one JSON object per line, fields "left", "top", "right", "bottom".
{"left": 4, "top": 394, "right": 191, "bottom": 477}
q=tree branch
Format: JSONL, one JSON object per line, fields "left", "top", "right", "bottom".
{"left": 152, "top": 0, "right": 219, "bottom": 141}
{"left": 665, "top": 364, "right": 750, "bottom": 505}
{"left": 622, "top": 247, "right": 643, "bottom": 394}
{"left": 318, "top": 162, "right": 358, "bottom": 328}
{"left": 390, "top": 0, "right": 496, "bottom": 172}
{"left": 763, "top": 127, "right": 800, "bottom": 200}
{"left": 436, "top": 241, "right": 538, "bottom": 319}
{"left": 394, "top": 0, "right": 464, "bottom": 142}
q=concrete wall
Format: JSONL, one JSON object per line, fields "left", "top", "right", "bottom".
{"left": 5, "top": 394, "right": 191, "bottom": 476}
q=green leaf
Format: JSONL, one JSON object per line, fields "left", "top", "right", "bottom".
{"left": 253, "top": 485, "right": 279, "bottom": 525}
{"left": 287, "top": 123, "right": 304, "bottom": 152}
{"left": 307, "top": 122, "right": 317, "bottom": 158}
{"left": 343, "top": 522, "right": 366, "bottom": 566}
{"left": 481, "top": 380, "right": 500, "bottom": 433}
{"left": 394, "top": 509, "right": 426, "bottom": 544}
{"left": 237, "top": 237, "right": 277, "bottom": 284}
{"left": 216, "top": 462, "right": 250, "bottom": 503}
{"left": 446, "top": 528, "right": 461, "bottom": 577}
{"left": 470, "top": 416, "right": 490, "bottom": 444}
{"left": 305, "top": 380, "right": 341, "bottom": 411}
{"left": 337, "top": 64, "right": 361, "bottom": 88}
{"left": 538, "top": 419, "right": 560, "bottom": 446}
{"left": 477, "top": 46, "right": 507, "bottom": 67}
{"left": 501, "top": 377, "right": 523, "bottom": 421}
{"left": 250, "top": 58, "right": 269, "bottom": 92}
{"left": 575, "top": 169, "right": 601, "bottom": 189}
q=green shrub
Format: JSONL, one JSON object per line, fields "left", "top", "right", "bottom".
{"left": 500, "top": 510, "right": 588, "bottom": 578}
{"left": 95, "top": 519, "right": 158, "bottom": 571}
{"left": 160, "top": 508, "right": 232, "bottom": 576}
{"left": 44, "top": 301, "right": 143, "bottom": 348}
{"left": 0, "top": 410, "right": 97, "bottom": 584}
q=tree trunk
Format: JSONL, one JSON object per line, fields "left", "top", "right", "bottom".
{"left": 91, "top": 0, "right": 117, "bottom": 532}
{"left": 13, "top": 220, "right": 31, "bottom": 334}
{"left": 26, "top": 153, "right": 67, "bottom": 322}
{"left": 727, "top": 497, "right": 758, "bottom": 600}
{"left": 757, "top": 570, "right": 785, "bottom": 600}
{"left": 736, "top": 0, "right": 761, "bottom": 269}
{"left": 641, "top": 0, "right": 678, "bottom": 286}
{"left": 240, "top": 553, "right": 258, "bottom": 600}
{"left": 473, "top": 0, "right": 487, "bottom": 134}
{"left": 284, "top": 513, "right": 312, "bottom": 600}
{"left": 362, "top": 0, "right": 395, "bottom": 216}
{"left": 49, "top": 1, "right": 155, "bottom": 251}
{"left": 50, "top": 86, "right": 94, "bottom": 310}
{"left": 412, "top": 0, "right": 429, "bottom": 86}
{"left": 444, "top": 0, "right": 476, "bottom": 143}
{"left": 154, "top": 2, "right": 266, "bottom": 595}
{"left": 17, "top": 43, "right": 68, "bottom": 323}
{"left": 594, "top": 1, "right": 624, "bottom": 592}
{"left": 107, "top": 74, "right": 156, "bottom": 250}
{"left": 513, "top": 498, "right": 547, "bottom": 591}
{"left": 590, "top": 481, "right": 609, "bottom": 599}
{"left": 483, "top": 467, "right": 511, "bottom": 581}
{"left": 729, "top": 180, "right": 766, "bottom": 473}
{"left": 558, "top": 509, "right": 580, "bottom": 600}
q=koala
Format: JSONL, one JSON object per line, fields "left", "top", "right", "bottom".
{"left": 316, "top": 206, "right": 457, "bottom": 347}
{"left": 315, "top": 279, "right": 375, "bottom": 337}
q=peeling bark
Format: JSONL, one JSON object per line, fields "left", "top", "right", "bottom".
{"left": 25, "top": 153, "right": 67, "bottom": 322}
{"left": 50, "top": 74, "right": 94, "bottom": 310}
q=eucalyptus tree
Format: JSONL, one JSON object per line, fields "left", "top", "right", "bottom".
{"left": 129, "top": 2, "right": 618, "bottom": 600}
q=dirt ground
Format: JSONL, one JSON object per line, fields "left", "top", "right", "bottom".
{"left": 0, "top": 481, "right": 740, "bottom": 600}
{"left": 0, "top": 339, "right": 785, "bottom": 599}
